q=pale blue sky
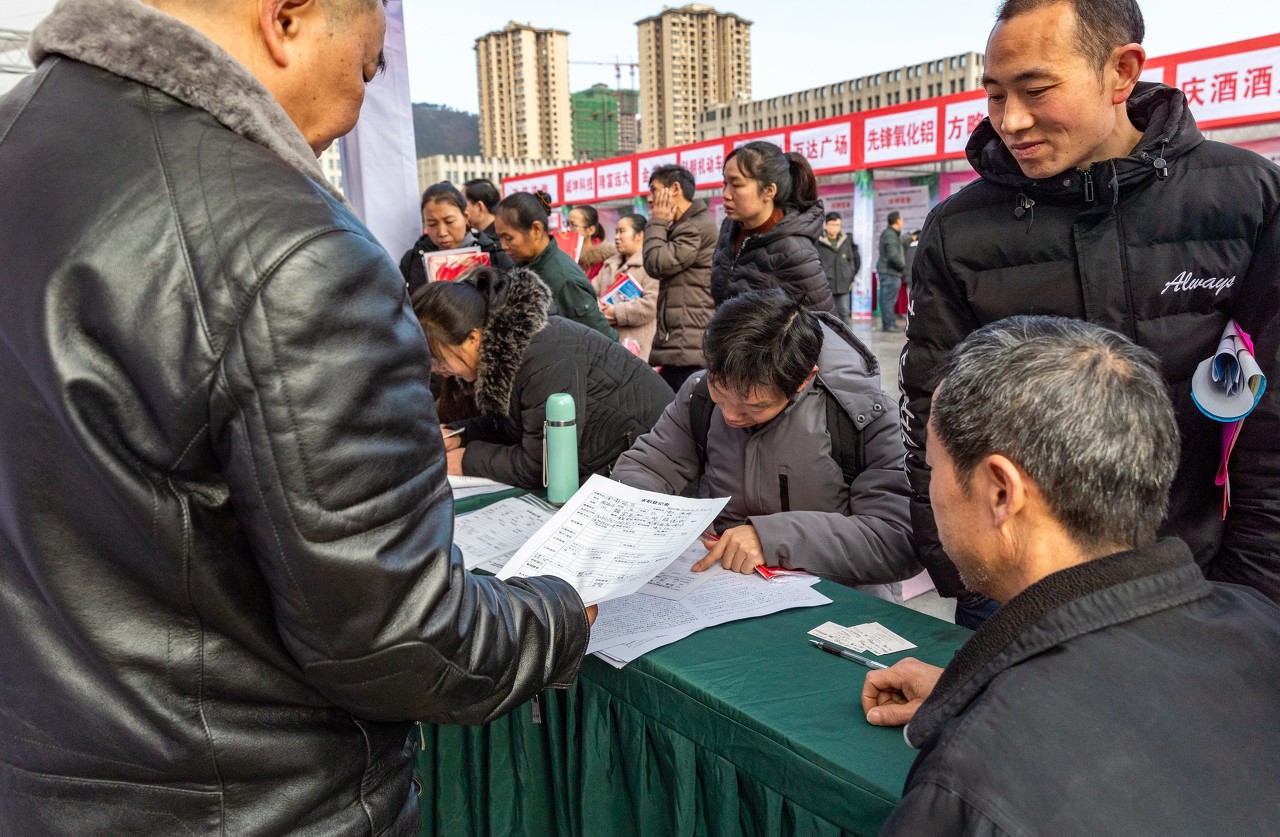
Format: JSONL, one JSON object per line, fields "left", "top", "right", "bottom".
{"left": 403, "top": 1, "right": 1277, "bottom": 112}
{"left": 1, "top": 1, "right": 1273, "bottom": 108}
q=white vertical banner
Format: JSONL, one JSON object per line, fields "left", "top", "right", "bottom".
{"left": 679, "top": 144, "right": 726, "bottom": 187}
{"left": 596, "top": 160, "right": 635, "bottom": 199}
{"left": 338, "top": 0, "right": 421, "bottom": 260}
{"left": 503, "top": 174, "right": 561, "bottom": 205}
{"left": 735, "top": 134, "right": 787, "bottom": 150}
{"left": 563, "top": 167, "right": 597, "bottom": 203}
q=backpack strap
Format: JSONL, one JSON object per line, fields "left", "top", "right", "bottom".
{"left": 688, "top": 374, "right": 714, "bottom": 472}
{"left": 817, "top": 381, "right": 866, "bottom": 485}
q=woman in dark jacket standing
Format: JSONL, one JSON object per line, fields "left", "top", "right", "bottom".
{"left": 399, "top": 182, "right": 511, "bottom": 293}
{"left": 412, "top": 267, "right": 674, "bottom": 489}
{"left": 495, "top": 191, "right": 617, "bottom": 339}
{"left": 711, "top": 141, "right": 834, "bottom": 313}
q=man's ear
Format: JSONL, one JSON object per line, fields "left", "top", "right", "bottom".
{"left": 259, "top": 0, "right": 321, "bottom": 69}
{"left": 1109, "top": 43, "right": 1147, "bottom": 105}
{"left": 976, "top": 454, "right": 1028, "bottom": 532}
{"left": 795, "top": 365, "right": 820, "bottom": 395}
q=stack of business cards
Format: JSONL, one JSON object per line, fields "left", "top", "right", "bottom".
{"left": 808, "top": 621, "right": 916, "bottom": 656}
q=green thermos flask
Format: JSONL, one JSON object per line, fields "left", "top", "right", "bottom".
{"left": 544, "top": 393, "right": 579, "bottom": 505}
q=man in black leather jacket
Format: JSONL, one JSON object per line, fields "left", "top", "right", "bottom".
{"left": 0, "top": 0, "right": 592, "bottom": 834}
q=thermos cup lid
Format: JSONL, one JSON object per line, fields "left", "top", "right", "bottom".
{"left": 546, "top": 393, "right": 576, "bottom": 424}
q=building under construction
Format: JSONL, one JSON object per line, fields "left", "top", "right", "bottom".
{"left": 571, "top": 83, "right": 639, "bottom": 162}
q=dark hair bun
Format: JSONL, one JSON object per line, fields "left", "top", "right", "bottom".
{"left": 463, "top": 266, "right": 511, "bottom": 318}
{"left": 534, "top": 190, "right": 553, "bottom": 213}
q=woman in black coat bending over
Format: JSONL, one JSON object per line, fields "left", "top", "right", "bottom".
{"left": 412, "top": 267, "right": 674, "bottom": 489}
{"left": 399, "top": 182, "right": 512, "bottom": 294}
{"left": 711, "top": 141, "right": 834, "bottom": 313}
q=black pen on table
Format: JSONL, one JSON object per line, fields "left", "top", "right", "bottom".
{"left": 808, "top": 638, "right": 889, "bottom": 670}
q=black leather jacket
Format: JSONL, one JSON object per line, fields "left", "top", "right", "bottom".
{"left": 0, "top": 38, "right": 588, "bottom": 837}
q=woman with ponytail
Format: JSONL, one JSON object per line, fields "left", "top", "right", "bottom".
{"left": 568, "top": 204, "right": 617, "bottom": 280}
{"left": 710, "top": 141, "right": 834, "bottom": 312}
{"left": 493, "top": 191, "right": 617, "bottom": 339}
{"left": 412, "top": 267, "right": 673, "bottom": 489}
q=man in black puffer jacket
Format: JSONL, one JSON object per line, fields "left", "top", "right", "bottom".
{"left": 902, "top": 0, "right": 1280, "bottom": 626}
{"left": 0, "top": 1, "right": 592, "bottom": 834}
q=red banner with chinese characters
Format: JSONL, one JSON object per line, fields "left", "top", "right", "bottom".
{"left": 510, "top": 33, "right": 1280, "bottom": 207}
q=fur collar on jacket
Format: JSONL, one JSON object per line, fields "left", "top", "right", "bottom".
{"left": 30, "top": 0, "right": 345, "bottom": 205}
{"left": 475, "top": 268, "right": 552, "bottom": 414}
{"left": 579, "top": 242, "right": 617, "bottom": 269}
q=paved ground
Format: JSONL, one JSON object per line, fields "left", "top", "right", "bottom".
{"left": 845, "top": 318, "right": 958, "bottom": 624}
{"left": 847, "top": 317, "right": 906, "bottom": 402}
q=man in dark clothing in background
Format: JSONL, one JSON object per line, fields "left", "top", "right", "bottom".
{"left": 463, "top": 177, "right": 502, "bottom": 238}
{"left": 875, "top": 211, "right": 905, "bottom": 332}
{"left": 644, "top": 164, "right": 719, "bottom": 393}
{"left": 817, "top": 212, "right": 861, "bottom": 321}
{"left": 901, "top": 0, "right": 1280, "bottom": 628}
{"left": 868, "top": 317, "right": 1280, "bottom": 837}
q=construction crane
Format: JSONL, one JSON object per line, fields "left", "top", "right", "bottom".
{"left": 568, "top": 58, "right": 639, "bottom": 159}
{"left": 1, "top": 29, "right": 33, "bottom": 76}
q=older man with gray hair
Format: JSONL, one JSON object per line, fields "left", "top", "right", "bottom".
{"left": 864, "top": 316, "right": 1280, "bottom": 836}
{"left": 0, "top": 0, "right": 592, "bottom": 834}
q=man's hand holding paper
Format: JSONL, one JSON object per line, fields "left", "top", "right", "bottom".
{"left": 496, "top": 475, "right": 729, "bottom": 606}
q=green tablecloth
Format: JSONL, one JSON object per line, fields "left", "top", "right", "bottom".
{"left": 421, "top": 493, "right": 971, "bottom": 836}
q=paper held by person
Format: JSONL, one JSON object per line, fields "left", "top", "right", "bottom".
{"left": 496, "top": 474, "right": 729, "bottom": 606}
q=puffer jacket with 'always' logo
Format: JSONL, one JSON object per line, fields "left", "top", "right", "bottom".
{"left": 901, "top": 82, "right": 1280, "bottom": 603}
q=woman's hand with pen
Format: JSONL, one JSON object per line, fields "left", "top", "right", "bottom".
{"left": 693, "top": 525, "right": 767, "bottom": 575}
{"left": 440, "top": 424, "right": 463, "bottom": 452}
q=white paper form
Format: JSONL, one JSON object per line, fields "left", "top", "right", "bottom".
{"left": 449, "top": 475, "right": 517, "bottom": 501}
{"left": 637, "top": 542, "right": 723, "bottom": 600}
{"left": 594, "top": 628, "right": 698, "bottom": 669}
{"left": 588, "top": 570, "right": 831, "bottom": 659}
{"left": 496, "top": 474, "right": 729, "bottom": 606}
{"left": 454, "top": 495, "right": 556, "bottom": 571}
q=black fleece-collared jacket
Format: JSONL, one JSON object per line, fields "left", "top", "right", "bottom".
{"left": 901, "top": 83, "right": 1280, "bottom": 603}
{"left": 0, "top": 2, "right": 590, "bottom": 834}
{"left": 711, "top": 202, "right": 836, "bottom": 313}
{"left": 883, "top": 538, "right": 1280, "bottom": 836}
{"left": 453, "top": 269, "right": 674, "bottom": 488}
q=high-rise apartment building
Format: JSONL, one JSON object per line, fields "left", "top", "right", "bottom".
{"left": 698, "top": 52, "right": 984, "bottom": 140}
{"left": 475, "top": 22, "right": 573, "bottom": 160}
{"left": 636, "top": 4, "right": 751, "bottom": 150}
